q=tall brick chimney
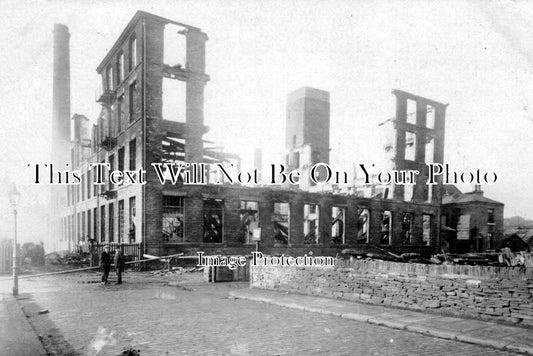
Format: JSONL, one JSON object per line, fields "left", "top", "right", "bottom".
{"left": 52, "top": 24, "right": 71, "bottom": 163}
{"left": 50, "top": 24, "right": 72, "bottom": 251}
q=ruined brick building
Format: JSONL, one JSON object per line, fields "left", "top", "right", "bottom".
{"left": 48, "top": 11, "right": 503, "bottom": 257}
{"left": 441, "top": 185, "right": 504, "bottom": 253}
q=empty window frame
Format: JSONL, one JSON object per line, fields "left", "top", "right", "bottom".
{"left": 426, "top": 105, "right": 435, "bottom": 129}
{"left": 106, "top": 66, "right": 113, "bottom": 91}
{"left": 108, "top": 154, "right": 115, "bottom": 190}
{"left": 129, "top": 197, "right": 136, "bottom": 242}
{"left": 487, "top": 208, "right": 495, "bottom": 224}
{"left": 240, "top": 201, "right": 259, "bottom": 244}
{"left": 164, "top": 24, "right": 186, "bottom": 66}
{"left": 76, "top": 213, "right": 81, "bottom": 242}
{"left": 162, "top": 78, "right": 186, "bottom": 122}
{"left": 109, "top": 203, "right": 115, "bottom": 242}
{"left": 424, "top": 136, "right": 434, "bottom": 163}
{"left": 118, "top": 146, "right": 125, "bottom": 172}
{"left": 405, "top": 131, "right": 416, "bottom": 161}
{"left": 86, "top": 171, "right": 91, "bottom": 200}
{"left": 331, "top": 206, "right": 345, "bottom": 244}
{"left": 273, "top": 202, "right": 290, "bottom": 245}
{"left": 162, "top": 135, "right": 186, "bottom": 165}
{"left": 402, "top": 213, "right": 414, "bottom": 245}
{"left": 357, "top": 208, "right": 370, "bottom": 244}
{"left": 303, "top": 204, "right": 319, "bottom": 244}
{"left": 93, "top": 208, "right": 97, "bottom": 241}
{"left": 94, "top": 161, "right": 103, "bottom": 197}
{"left": 129, "top": 81, "right": 137, "bottom": 123}
{"left": 203, "top": 199, "right": 224, "bottom": 243}
{"left": 406, "top": 99, "right": 417, "bottom": 124}
{"left": 422, "top": 214, "right": 432, "bottom": 246}
{"left": 81, "top": 211, "right": 86, "bottom": 240}
{"left": 81, "top": 173, "right": 86, "bottom": 201}
{"left": 117, "top": 94, "right": 125, "bottom": 132}
{"left": 129, "top": 34, "right": 137, "bottom": 71}
{"left": 129, "top": 138, "right": 136, "bottom": 170}
{"left": 163, "top": 196, "right": 185, "bottom": 243}
{"left": 100, "top": 206, "right": 106, "bottom": 242}
{"left": 117, "top": 51, "right": 124, "bottom": 84}
{"left": 380, "top": 211, "right": 392, "bottom": 245}
{"left": 70, "top": 215, "right": 74, "bottom": 242}
{"left": 87, "top": 210, "right": 91, "bottom": 240}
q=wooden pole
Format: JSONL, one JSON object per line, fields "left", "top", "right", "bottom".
{"left": 0, "top": 253, "right": 193, "bottom": 280}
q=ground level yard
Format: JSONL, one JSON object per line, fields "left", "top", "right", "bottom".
{"left": 0, "top": 271, "right": 522, "bottom": 356}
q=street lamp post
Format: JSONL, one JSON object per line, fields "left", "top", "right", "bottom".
{"left": 9, "top": 186, "right": 21, "bottom": 297}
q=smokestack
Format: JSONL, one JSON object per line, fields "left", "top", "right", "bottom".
{"left": 52, "top": 24, "right": 71, "bottom": 163}
{"left": 50, "top": 24, "right": 72, "bottom": 251}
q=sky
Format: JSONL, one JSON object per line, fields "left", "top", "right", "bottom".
{"left": 1, "top": 0, "right": 533, "bottom": 242}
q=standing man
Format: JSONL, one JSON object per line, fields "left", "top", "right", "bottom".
{"left": 114, "top": 246, "right": 125, "bottom": 285}
{"left": 99, "top": 244, "right": 111, "bottom": 285}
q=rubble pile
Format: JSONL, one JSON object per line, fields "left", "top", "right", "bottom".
{"left": 150, "top": 266, "right": 202, "bottom": 276}
{"left": 343, "top": 246, "right": 533, "bottom": 267}
{"left": 44, "top": 251, "right": 89, "bottom": 265}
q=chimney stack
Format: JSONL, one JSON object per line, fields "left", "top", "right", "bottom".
{"left": 52, "top": 24, "right": 71, "bottom": 164}
{"left": 50, "top": 24, "right": 72, "bottom": 250}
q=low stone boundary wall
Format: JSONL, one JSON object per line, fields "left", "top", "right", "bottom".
{"left": 251, "top": 259, "right": 533, "bottom": 327}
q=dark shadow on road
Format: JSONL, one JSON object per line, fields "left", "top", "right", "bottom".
{"left": 17, "top": 292, "right": 82, "bottom": 356}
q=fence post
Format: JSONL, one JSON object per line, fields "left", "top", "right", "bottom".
{"left": 139, "top": 241, "right": 144, "bottom": 271}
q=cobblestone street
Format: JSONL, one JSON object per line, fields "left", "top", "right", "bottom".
{"left": 0, "top": 271, "right": 524, "bottom": 356}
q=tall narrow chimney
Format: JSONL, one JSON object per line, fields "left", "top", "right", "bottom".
{"left": 50, "top": 24, "right": 72, "bottom": 252}
{"left": 52, "top": 24, "right": 71, "bottom": 163}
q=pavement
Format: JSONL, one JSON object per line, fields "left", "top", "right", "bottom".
{"left": 230, "top": 287, "right": 533, "bottom": 355}
{"left": 0, "top": 292, "right": 47, "bottom": 356}
{"left": 0, "top": 271, "right": 531, "bottom": 355}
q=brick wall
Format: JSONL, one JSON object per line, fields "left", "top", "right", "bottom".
{"left": 251, "top": 259, "right": 533, "bottom": 327}
{"left": 146, "top": 184, "right": 441, "bottom": 257}
{"left": 442, "top": 201, "right": 504, "bottom": 253}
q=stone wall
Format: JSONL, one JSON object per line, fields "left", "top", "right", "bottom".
{"left": 251, "top": 259, "right": 533, "bottom": 327}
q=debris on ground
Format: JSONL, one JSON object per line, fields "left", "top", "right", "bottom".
{"left": 150, "top": 266, "right": 201, "bottom": 276}
{"left": 343, "top": 246, "right": 533, "bottom": 267}
{"left": 342, "top": 245, "right": 433, "bottom": 264}
{"left": 45, "top": 250, "right": 89, "bottom": 265}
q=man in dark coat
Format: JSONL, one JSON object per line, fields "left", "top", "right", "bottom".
{"left": 114, "top": 246, "right": 125, "bottom": 285}
{"left": 99, "top": 244, "right": 111, "bottom": 285}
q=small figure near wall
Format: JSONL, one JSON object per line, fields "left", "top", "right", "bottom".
{"left": 99, "top": 244, "right": 111, "bottom": 285}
